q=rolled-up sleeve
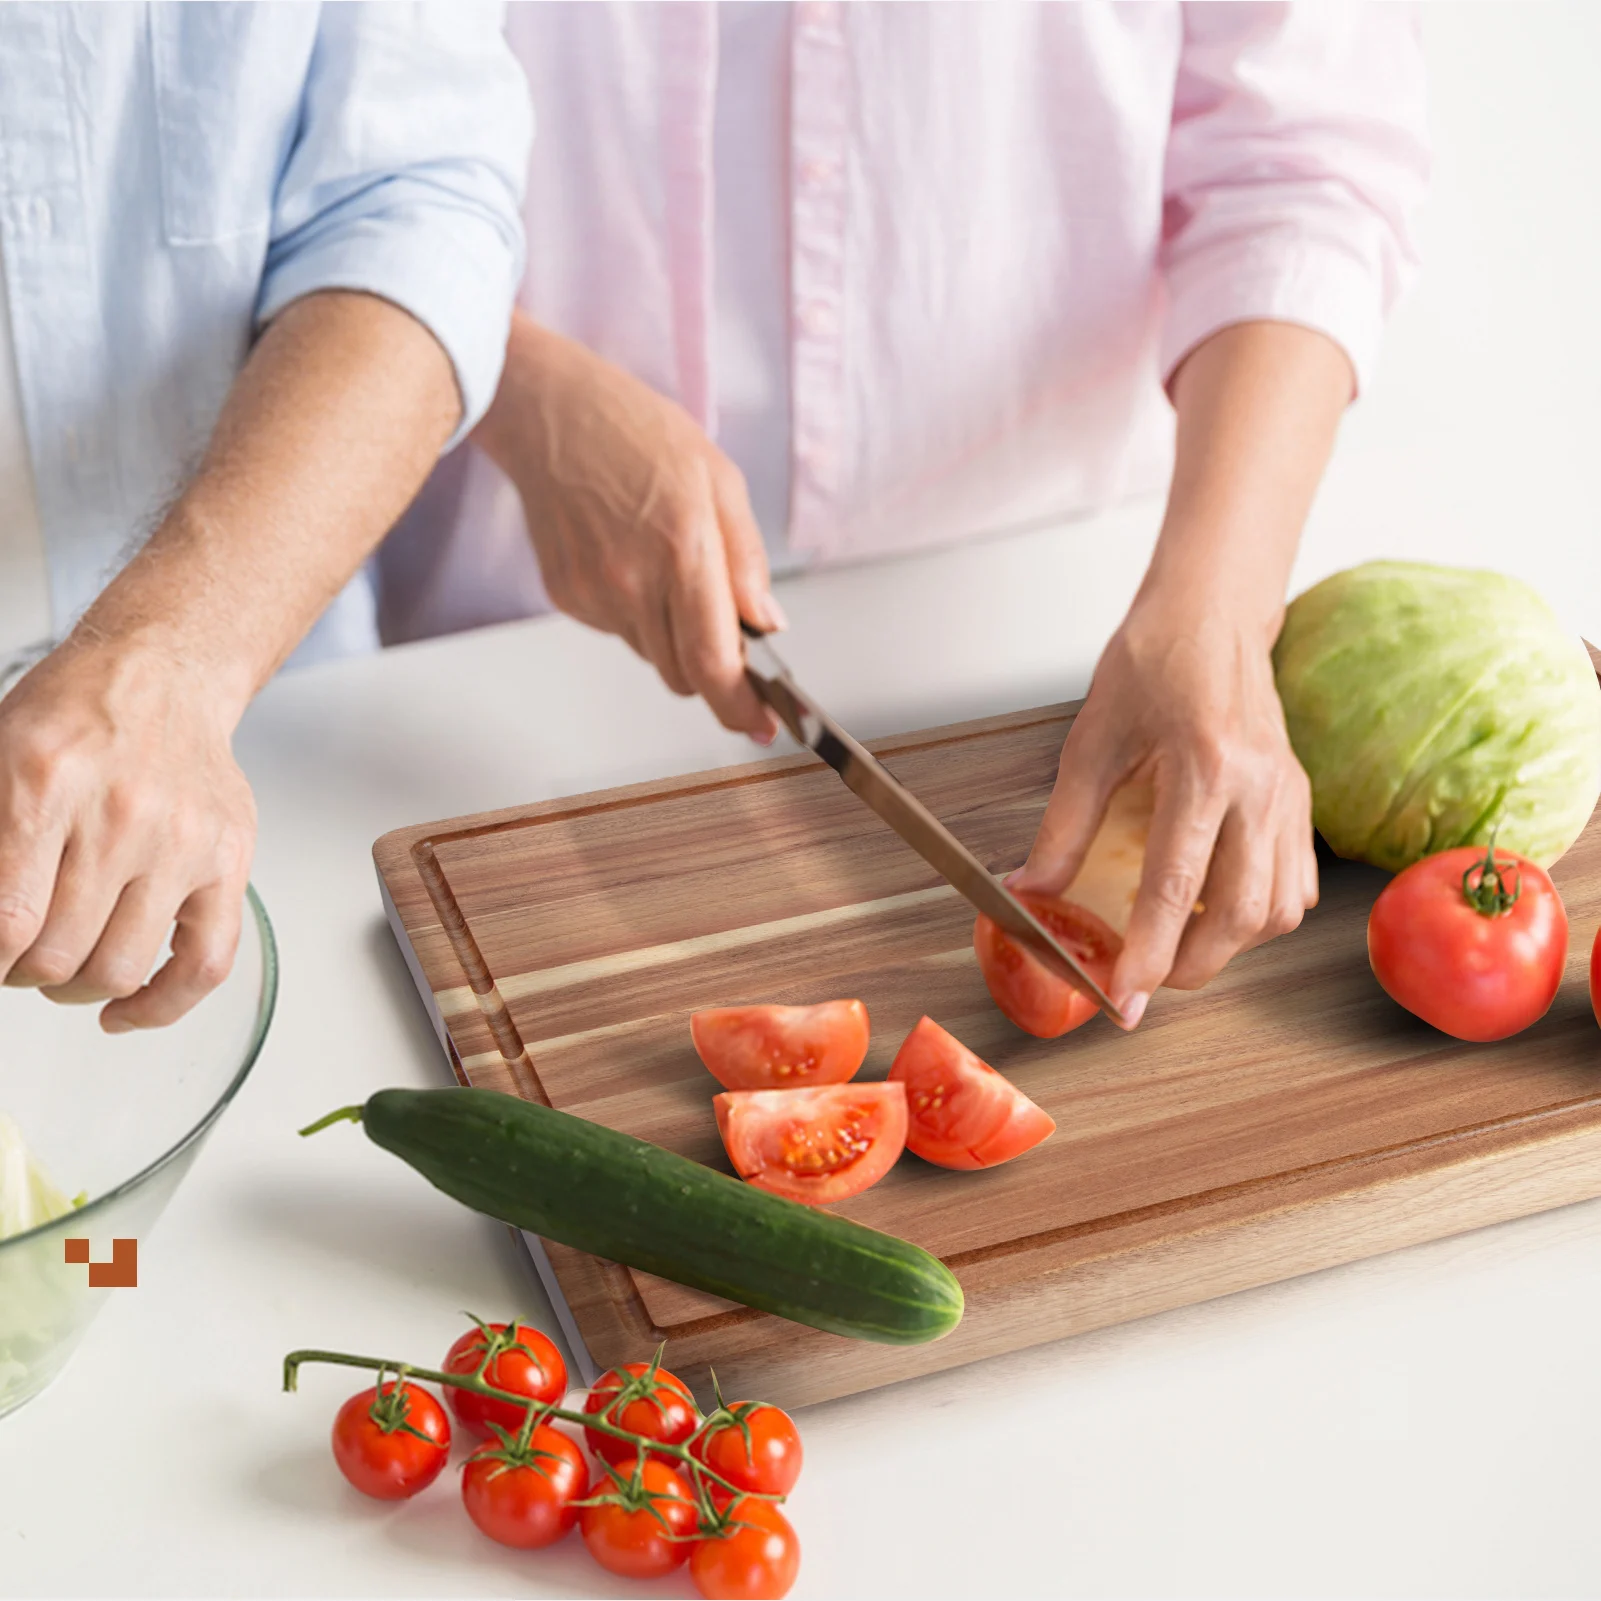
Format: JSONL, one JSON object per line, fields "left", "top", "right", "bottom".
{"left": 1160, "top": 2, "right": 1429, "bottom": 395}
{"left": 255, "top": 1, "right": 532, "bottom": 446}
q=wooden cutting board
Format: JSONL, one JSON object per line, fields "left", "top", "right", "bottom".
{"left": 374, "top": 675, "right": 1601, "bottom": 1410}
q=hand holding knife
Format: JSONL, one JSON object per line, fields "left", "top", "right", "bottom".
{"left": 741, "top": 622, "right": 1129, "bottom": 1029}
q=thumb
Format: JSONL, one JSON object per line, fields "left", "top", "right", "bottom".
{"left": 712, "top": 457, "right": 787, "bottom": 634}
{"left": 1011, "top": 720, "right": 1123, "bottom": 900}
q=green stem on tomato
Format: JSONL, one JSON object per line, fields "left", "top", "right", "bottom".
{"left": 282, "top": 1347, "right": 767, "bottom": 1509}
{"left": 1461, "top": 833, "right": 1522, "bottom": 917}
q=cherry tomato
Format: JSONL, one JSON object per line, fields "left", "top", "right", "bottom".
{"left": 330, "top": 1381, "right": 450, "bottom": 1501}
{"left": 583, "top": 1360, "right": 700, "bottom": 1466}
{"left": 690, "top": 1496, "right": 802, "bottom": 1600}
{"left": 1368, "top": 843, "right": 1568, "bottom": 1041}
{"left": 889, "top": 1015, "right": 1055, "bottom": 1169}
{"left": 974, "top": 893, "right": 1121, "bottom": 1038}
{"left": 713, "top": 1082, "right": 907, "bottom": 1206}
{"left": 689, "top": 1402, "right": 803, "bottom": 1497}
{"left": 691, "top": 1000, "right": 870, "bottom": 1090}
{"left": 580, "top": 1458, "right": 699, "bottom": 1580}
{"left": 442, "top": 1321, "right": 567, "bottom": 1440}
{"left": 461, "top": 1424, "right": 588, "bottom": 1549}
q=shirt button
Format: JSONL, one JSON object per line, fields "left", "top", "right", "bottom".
{"left": 798, "top": 156, "right": 840, "bottom": 187}
{"left": 5, "top": 196, "right": 54, "bottom": 238}
{"left": 796, "top": 299, "right": 836, "bottom": 338}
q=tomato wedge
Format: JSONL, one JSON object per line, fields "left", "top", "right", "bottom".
{"left": 974, "top": 894, "right": 1121, "bottom": 1039}
{"left": 713, "top": 1082, "right": 907, "bottom": 1205}
{"left": 691, "top": 1001, "right": 869, "bottom": 1090}
{"left": 889, "top": 1016, "right": 1055, "bottom": 1169}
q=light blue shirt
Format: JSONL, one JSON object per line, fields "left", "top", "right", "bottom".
{"left": 0, "top": 2, "right": 531, "bottom": 670}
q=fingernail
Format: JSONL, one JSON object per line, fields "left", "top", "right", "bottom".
{"left": 1114, "top": 991, "right": 1148, "bottom": 1031}
{"left": 752, "top": 725, "right": 777, "bottom": 748}
{"left": 761, "top": 595, "right": 790, "bottom": 632}
{"left": 102, "top": 1017, "right": 136, "bottom": 1035}
{"left": 1007, "top": 867, "right": 1053, "bottom": 899}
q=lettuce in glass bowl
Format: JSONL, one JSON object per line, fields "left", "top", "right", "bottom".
{"left": 0, "top": 888, "right": 277, "bottom": 1419}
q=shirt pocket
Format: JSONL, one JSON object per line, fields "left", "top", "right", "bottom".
{"left": 149, "top": 2, "right": 319, "bottom": 247}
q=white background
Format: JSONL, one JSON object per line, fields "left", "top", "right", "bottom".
{"left": 1299, "top": 3, "right": 1601, "bottom": 648}
{"left": 4, "top": 7, "right": 1601, "bottom": 1599}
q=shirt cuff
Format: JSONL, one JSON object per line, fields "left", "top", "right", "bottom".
{"left": 256, "top": 204, "right": 519, "bottom": 451}
{"left": 1160, "top": 240, "right": 1389, "bottom": 398}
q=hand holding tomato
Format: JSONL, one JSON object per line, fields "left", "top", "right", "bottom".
{"left": 1368, "top": 842, "right": 1567, "bottom": 1040}
{"left": 1011, "top": 591, "right": 1317, "bottom": 1029}
{"left": 1007, "top": 321, "right": 1353, "bottom": 1029}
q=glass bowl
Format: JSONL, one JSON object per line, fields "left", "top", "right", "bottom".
{"left": 0, "top": 887, "right": 277, "bottom": 1419}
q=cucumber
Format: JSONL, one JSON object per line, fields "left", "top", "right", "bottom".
{"left": 313, "top": 1088, "right": 962, "bottom": 1347}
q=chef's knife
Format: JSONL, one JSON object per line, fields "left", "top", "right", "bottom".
{"left": 742, "top": 623, "right": 1127, "bottom": 1028}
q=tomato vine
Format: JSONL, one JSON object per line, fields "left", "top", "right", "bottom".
{"left": 283, "top": 1338, "right": 778, "bottom": 1532}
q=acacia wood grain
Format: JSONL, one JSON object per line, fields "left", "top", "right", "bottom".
{"left": 374, "top": 665, "right": 1601, "bottom": 1408}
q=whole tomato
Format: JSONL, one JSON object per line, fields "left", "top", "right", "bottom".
{"left": 443, "top": 1321, "right": 567, "bottom": 1439}
{"left": 583, "top": 1358, "right": 700, "bottom": 1465}
{"left": 580, "top": 1457, "right": 699, "bottom": 1579}
{"left": 331, "top": 1381, "right": 450, "bottom": 1501}
{"left": 1368, "top": 842, "right": 1568, "bottom": 1041}
{"left": 461, "top": 1424, "right": 588, "bottom": 1549}
{"left": 689, "top": 1402, "right": 803, "bottom": 1498}
{"left": 690, "top": 1496, "right": 802, "bottom": 1600}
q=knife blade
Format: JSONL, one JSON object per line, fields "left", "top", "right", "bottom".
{"left": 742, "top": 624, "right": 1127, "bottom": 1028}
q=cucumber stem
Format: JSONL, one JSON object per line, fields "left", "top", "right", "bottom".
{"left": 297, "top": 1105, "right": 366, "bottom": 1138}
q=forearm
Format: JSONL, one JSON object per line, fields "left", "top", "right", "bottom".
{"left": 1020, "top": 321, "right": 1347, "bottom": 1013}
{"left": 471, "top": 309, "right": 571, "bottom": 484}
{"left": 1136, "top": 321, "right": 1355, "bottom": 642}
{"left": 470, "top": 309, "right": 683, "bottom": 526}
{"left": 467, "top": 308, "right": 784, "bottom": 737}
{"left": 71, "top": 290, "right": 460, "bottom": 719}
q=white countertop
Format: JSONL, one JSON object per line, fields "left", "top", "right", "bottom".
{"left": 7, "top": 8, "right": 1601, "bottom": 1595}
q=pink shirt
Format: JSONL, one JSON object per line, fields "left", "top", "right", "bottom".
{"left": 378, "top": 1, "right": 1428, "bottom": 643}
